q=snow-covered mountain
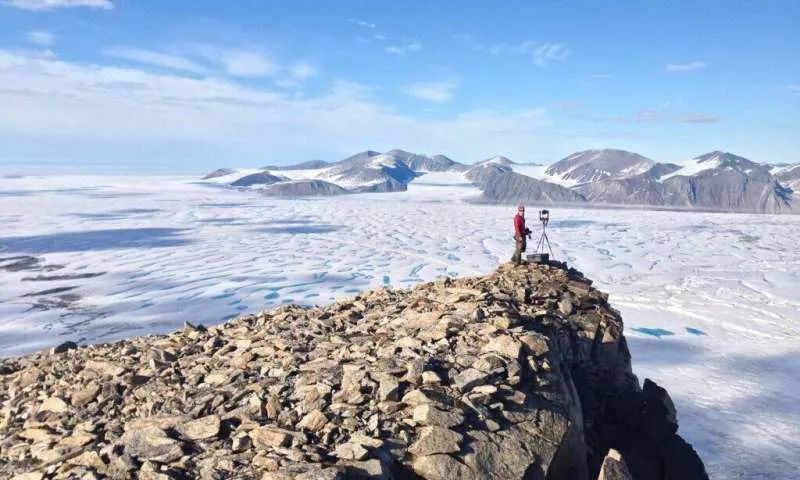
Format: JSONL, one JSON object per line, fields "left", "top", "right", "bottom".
{"left": 203, "top": 150, "right": 421, "bottom": 194}
{"left": 384, "top": 149, "right": 462, "bottom": 172}
{"left": 774, "top": 163, "right": 800, "bottom": 191}
{"left": 201, "top": 148, "right": 797, "bottom": 213}
{"left": 575, "top": 151, "right": 795, "bottom": 213}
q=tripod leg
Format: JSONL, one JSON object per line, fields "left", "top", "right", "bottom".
{"left": 543, "top": 232, "right": 554, "bottom": 257}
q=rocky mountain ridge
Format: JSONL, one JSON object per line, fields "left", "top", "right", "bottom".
{"left": 0, "top": 262, "right": 707, "bottom": 480}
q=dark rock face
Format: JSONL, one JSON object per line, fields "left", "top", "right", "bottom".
{"left": 230, "top": 172, "right": 284, "bottom": 187}
{"left": 261, "top": 180, "right": 348, "bottom": 197}
{"left": 0, "top": 262, "right": 707, "bottom": 479}
{"left": 466, "top": 164, "right": 586, "bottom": 205}
{"left": 661, "top": 161, "right": 794, "bottom": 213}
{"left": 201, "top": 168, "right": 235, "bottom": 180}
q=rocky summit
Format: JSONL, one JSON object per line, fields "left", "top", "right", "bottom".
{"left": 0, "top": 262, "right": 708, "bottom": 480}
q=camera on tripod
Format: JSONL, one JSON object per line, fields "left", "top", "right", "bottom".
{"left": 539, "top": 209, "right": 550, "bottom": 225}
{"left": 527, "top": 209, "right": 554, "bottom": 263}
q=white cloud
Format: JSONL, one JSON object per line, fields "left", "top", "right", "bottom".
{"left": 665, "top": 61, "right": 707, "bottom": 73}
{"left": 26, "top": 31, "right": 56, "bottom": 46}
{"left": 3, "top": 0, "right": 111, "bottom": 10}
{"left": 0, "top": 49, "right": 557, "bottom": 163}
{"left": 787, "top": 84, "right": 800, "bottom": 93}
{"left": 218, "top": 50, "right": 277, "bottom": 78}
{"left": 385, "top": 42, "right": 421, "bottom": 56}
{"left": 529, "top": 42, "right": 570, "bottom": 67}
{"left": 400, "top": 80, "right": 459, "bottom": 103}
{"left": 275, "top": 62, "right": 318, "bottom": 87}
{"left": 103, "top": 47, "right": 206, "bottom": 74}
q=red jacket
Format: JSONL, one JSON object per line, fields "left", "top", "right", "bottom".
{"left": 514, "top": 213, "right": 525, "bottom": 238}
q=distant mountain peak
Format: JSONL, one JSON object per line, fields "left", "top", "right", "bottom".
{"left": 546, "top": 149, "right": 655, "bottom": 184}
{"left": 693, "top": 151, "right": 759, "bottom": 170}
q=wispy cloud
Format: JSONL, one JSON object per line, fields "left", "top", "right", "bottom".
{"left": 665, "top": 61, "right": 707, "bottom": 73}
{"left": 385, "top": 42, "right": 421, "bottom": 56}
{"left": 26, "top": 31, "right": 55, "bottom": 47}
{"left": 530, "top": 42, "right": 570, "bottom": 67}
{"left": 578, "top": 109, "right": 720, "bottom": 124}
{"left": 787, "top": 84, "right": 800, "bottom": 94}
{"left": 472, "top": 39, "right": 569, "bottom": 67}
{"left": 349, "top": 18, "right": 376, "bottom": 29}
{"left": 3, "top": 0, "right": 112, "bottom": 10}
{"left": 105, "top": 45, "right": 282, "bottom": 79}
{"left": 401, "top": 79, "right": 459, "bottom": 103}
{"left": 104, "top": 47, "right": 206, "bottom": 74}
{"left": 678, "top": 113, "right": 720, "bottom": 124}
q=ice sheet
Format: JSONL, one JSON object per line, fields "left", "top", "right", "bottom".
{"left": 1, "top": 174, "right": 798, "bottom": 479}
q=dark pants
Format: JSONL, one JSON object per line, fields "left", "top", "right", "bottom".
{"left": 511, "top": 236, "right": 526, "bottom": 264}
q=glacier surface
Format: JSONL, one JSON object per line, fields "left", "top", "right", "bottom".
{"left": 0, "top": 174, "right": 798, "bottom": 479}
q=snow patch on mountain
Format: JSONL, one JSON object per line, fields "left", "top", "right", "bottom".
{"left": 659, "top": 156, "right": 722, "bottom": 180}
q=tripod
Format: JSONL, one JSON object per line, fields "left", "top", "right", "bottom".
{"left": 535, "top": 209, "right": 554, "bottom": 257}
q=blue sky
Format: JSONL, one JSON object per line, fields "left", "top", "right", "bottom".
{"left": 0, "top": 0, "right": 798, "bottom": 173}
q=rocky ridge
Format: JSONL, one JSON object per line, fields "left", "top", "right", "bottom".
{"left": 0, "top": 263, "right": 708, "bottom": 479}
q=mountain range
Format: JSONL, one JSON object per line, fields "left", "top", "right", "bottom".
{"left": 202, "top": 148, "right": 799, "bottom": 214}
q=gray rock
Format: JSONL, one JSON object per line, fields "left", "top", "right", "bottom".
{"left": 335, "top": 442, "right": 368, "bottom": 461}
{"left": 413, "top": 405, "right": 464, "bottom": 428}
{"left": 250, "top": 427, "right": 292, "bottom": 449}
{"left": 412, "top": 454, "right": 473, "bottom": 480}
{"left": 597, "top": 449, "right": 633, "bottom": 480}
{"left": 558, "top": 298, "right": 574, "bottom": 316}
{"left": 121, "top": 427, "right": 183, "bottom": 463}
{"left": 297, "top": 409, "right": 328, "bottom": 432}
{"left": 482, "top": 335, "right": 522, "bottom": 359}
{"left": 51, "top": 341, "right": 78, "bottom": 355}
{"left": 408, "top": 426, "right": 462, "bottom": 456}
{"left": 453, "top": 368, "right": 490, "bottom": 392}
{"left": 177, "top": 414, "right": 220, "bottom": 440}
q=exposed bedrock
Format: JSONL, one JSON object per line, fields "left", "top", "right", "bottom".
{"left": 0, "top": 262, "right": 708, "bottom": 479}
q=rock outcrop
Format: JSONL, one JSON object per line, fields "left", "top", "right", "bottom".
{"left": 0, "top": 262, "right": 708, "bottom": 480}
{"left": 231, "top": 172, "right": 285, "bottom": 187}
{"left": 261, "top": 180, "right": 348, "bottom": 197}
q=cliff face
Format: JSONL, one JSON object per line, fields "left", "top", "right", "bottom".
{"left": 0, "top": 262, "right": 707, "bottom": 480}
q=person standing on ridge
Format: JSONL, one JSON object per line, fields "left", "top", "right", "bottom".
{"left": 512, "top": 205, "right": 531, "bottom": 265}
